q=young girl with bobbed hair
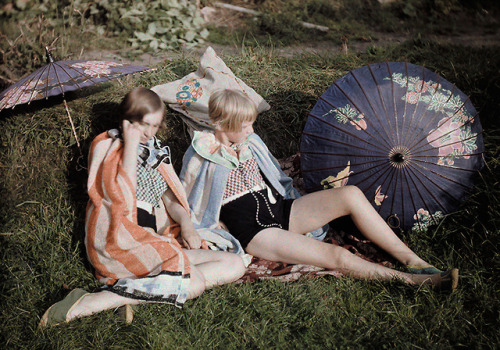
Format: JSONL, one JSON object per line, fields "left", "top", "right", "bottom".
{"left": 180, "top": 89, "right": 458, "bottom": 289}
{"left": 39, "top": 88, "right": 245, "bottom": 327}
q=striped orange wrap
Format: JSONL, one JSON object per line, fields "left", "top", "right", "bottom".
{"left": 85, "top": 132, "right": 191, "bottom": 285}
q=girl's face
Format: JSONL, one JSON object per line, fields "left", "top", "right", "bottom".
{"left": 138, "top": 109, "right": 164, "bottom": 144}
{"left": 221, "top": 120, "right": 254, "bottom": 146}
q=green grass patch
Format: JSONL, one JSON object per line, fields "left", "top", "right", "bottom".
{"left": 1, "top": 38, "right": 499, "bottom": 348}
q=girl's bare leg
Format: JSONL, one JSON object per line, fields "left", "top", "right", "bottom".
{"left": 63, "top": 291, "right": 145, "bottom": 321}
{"left": 183, "top": 249, "right": 246, "bottom": 289}
{"left": 246, "top": 228, "right": 436, "bottom": 285}
{"left": 64, "top": 251, "right": 244, "bottom": 322}
{"left": 288, "top": 185, "right": 428, "bottom": 267}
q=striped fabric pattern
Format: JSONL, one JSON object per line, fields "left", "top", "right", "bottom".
{"left": 85, "top": 131, "right": 192, "bottom": 305}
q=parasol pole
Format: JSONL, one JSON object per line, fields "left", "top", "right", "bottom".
{"left": 63, "top": 99, "right": 81, "bottom": 151}
{"left": 46, "top": 47, "right": 81, "bottom": 153}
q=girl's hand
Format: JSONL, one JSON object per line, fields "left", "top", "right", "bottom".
{"left": 217, "top": 221, "right": 228, "bottom": 231}
{"left": 162, "top": 189, "right": 201, "bottom": 249}
{"left": 181, "top": 227, "right": 202, "bottom": 249}
{"left": 122, "top": 119, "right": 142, "bottom": 146}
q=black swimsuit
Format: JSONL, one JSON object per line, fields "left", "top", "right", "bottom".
{"left": 220, "top": 181, "right": 294, "bottom": 249}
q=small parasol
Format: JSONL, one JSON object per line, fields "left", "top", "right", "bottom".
{"left": 0, "top": 47, "right": 152, "bottom": 149}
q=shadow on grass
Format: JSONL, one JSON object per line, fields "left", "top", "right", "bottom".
{"left": 65, "top": 101, "right": 120, "bottom": 273}
{"left": 257, "top": 89, "right": 319, "bottom": 158}
{"left": 329, "top": 216, "right": 397, "bottom": 266}
{"left": 0, "top": 84, "right": 111, "bottom": 121}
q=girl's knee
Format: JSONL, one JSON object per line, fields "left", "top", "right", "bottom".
{"left": 187, "top": 280, "right": 205, "bottom": 300}
{"left": 327, "top": 185, "right": 363, "bottom": 199}
{"left": 342, "top": 185, "right": 364, "bottom": 197}
{"left": 337, "top": 185, "right": 367, "bottom": 209}
{"left": 235, "top": 255, "right": 247, "bottom": 277}
{"left": 188, "top": 266, "right": 206, "bottom": 299}
{"left": 223, "top": 253, "right": 246, "bottom": 279}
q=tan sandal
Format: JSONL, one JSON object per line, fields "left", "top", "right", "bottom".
{"left": 38, "top": 288, "right": 89, "bottom": 329}
{"left": 435, "top": 268, "right": 459, "bottom": 291}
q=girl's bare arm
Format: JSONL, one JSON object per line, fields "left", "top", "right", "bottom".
{"left": 162, "top": 189, "right": 202, "bottom": 249}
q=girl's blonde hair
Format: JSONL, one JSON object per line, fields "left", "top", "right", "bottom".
{"left": 118, "top": 87, "right": 166, "bottom": 127}
{"left": 209, "top": 89, "right": 258, "bottom": 131}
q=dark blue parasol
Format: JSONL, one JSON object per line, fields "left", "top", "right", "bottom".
{"left": 300, "top": 62, "right": 484, "bottom": 233}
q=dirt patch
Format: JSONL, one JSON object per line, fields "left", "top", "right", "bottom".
{"left": 79, "top": 29, "right": 500, "bottom": 66}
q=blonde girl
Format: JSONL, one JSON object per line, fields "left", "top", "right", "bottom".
{"left": 180, "top": 89, "right": 458, "bottom": 289}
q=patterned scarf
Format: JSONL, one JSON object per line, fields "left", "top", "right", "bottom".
{"left": 138, "top": 137, "right": 171, "bottom": 169}
{"left": 191, "top": 130, "right": 252, "bottom": 169}
{"left": 107, "top": 128, "right": 171, "bottom": 169}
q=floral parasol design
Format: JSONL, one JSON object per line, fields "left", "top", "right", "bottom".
{"left": 301, "top": 62, "right": 484, "bottom": 232}
{"left": 0, "top": 48, "right": 152, "bottom": 149}
{"left": 0, "top": 56, "right": 150, "bottom": 111}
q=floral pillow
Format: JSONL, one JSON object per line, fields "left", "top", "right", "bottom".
{"left": 151, "top": 46, "right": 270, "bottom": 135}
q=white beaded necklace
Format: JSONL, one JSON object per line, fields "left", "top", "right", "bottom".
{"left": 237, "top": 162, "right": 282, "bottom": 229}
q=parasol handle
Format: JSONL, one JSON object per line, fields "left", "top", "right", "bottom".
{"left": 63, "top": 99, "right": 81, "bottom": 152}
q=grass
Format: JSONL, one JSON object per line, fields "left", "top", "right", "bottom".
{"left": 0, "top": 9, "right": 126, "bottom": 91}
{"left": 1, "top": 0, "right": 500, "bottom": 347}
{"left": 0, "top": 38, "right": 499, "bottom": 348}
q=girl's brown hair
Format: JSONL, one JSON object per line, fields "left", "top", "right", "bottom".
{"left": 209, "top": 89, "right": 257, "bottom": 131}
{"left": 118, "top": 87, "right": 166, "bottom": 126}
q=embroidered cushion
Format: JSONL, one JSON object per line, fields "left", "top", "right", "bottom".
{"left": 151, "top": 46, "right": 270, "bottom": 135}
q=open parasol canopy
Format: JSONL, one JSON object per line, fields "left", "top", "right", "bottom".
{"left": 0, "top": 47, "right": 152, "bottom": 148}
{"left": 300, "top": 62, "right": 484, "bottom": 233}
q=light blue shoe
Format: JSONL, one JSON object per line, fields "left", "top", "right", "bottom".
{"left": 406, "top": 265, "right": 443, "bottom": 275}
